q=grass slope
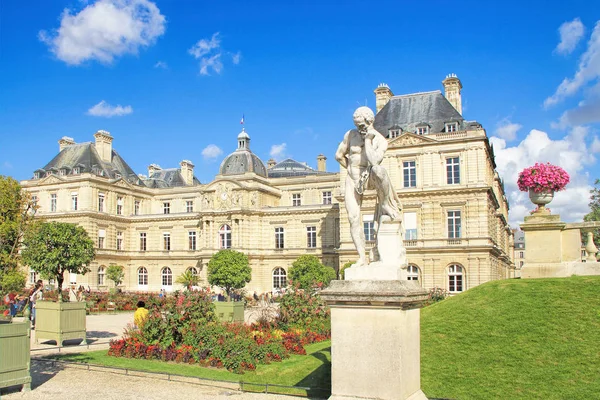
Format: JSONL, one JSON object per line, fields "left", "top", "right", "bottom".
{"left": 421, "top": 276, "right": 600, "bottom": 400}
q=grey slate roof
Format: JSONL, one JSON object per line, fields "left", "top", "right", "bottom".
{"left": 267, "top": 158, "right": 333, "bottom": 178}
{"left": 37, "top": 143, "right": 142, "bottom": 185}
{"left": 143, "top": 168, "right": 201, "bottom": 188}
{"left": 373, "top": 91, "right": 481, "bottom": 137}
{"left": 219, "top": 150, "right": 268, "bottom": 177}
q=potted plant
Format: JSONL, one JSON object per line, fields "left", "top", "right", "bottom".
{"left": 207, "top": 249, "right": 251, "bottom": 322}
{"left": 21, "top": 222, "right": 95, "bottom": 346}
{"left": 517, "top": 162, "right": 570, "bottom": 213}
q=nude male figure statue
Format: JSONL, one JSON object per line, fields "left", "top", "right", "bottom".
{"left": 335, "top": 106, "right": 402, "bottom": 267}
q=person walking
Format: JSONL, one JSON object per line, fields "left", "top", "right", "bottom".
{"left": 30, "top": 283, "right": 43, "bottom": 329}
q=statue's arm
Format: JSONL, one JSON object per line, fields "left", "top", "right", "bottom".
{"left": 365, "top": 129, "right": 387, "bottom": 166}
{"left": 335, "top": 130, "right": 351, "bottom": 169}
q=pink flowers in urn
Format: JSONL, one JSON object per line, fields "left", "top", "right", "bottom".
{"left": 517, "top": 162, "right": 570, "bottom": 193}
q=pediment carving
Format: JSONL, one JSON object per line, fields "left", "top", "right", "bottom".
{"left": 40, "top": 175, "right": 64, "bottom": 185}
{"left": 388, "top": 133, "right": 437, "bottom": 147}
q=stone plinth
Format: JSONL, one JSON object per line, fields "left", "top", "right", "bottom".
{"left": 321, "top": 280, "right": 428, "bottom": 400}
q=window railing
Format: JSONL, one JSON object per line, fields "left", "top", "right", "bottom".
{"left": 447, "top": 239, "right": 462, "bottom": 245}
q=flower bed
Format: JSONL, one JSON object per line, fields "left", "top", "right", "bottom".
{"left": 108, "top": 287, "right": 331, "bottom": 374}
{"left": 517, "top": 162, "right": 570, "bottom": 193}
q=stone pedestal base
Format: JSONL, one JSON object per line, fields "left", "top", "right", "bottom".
{"left": 321, "top": 280, "right": 428, "bottom": 400}
{"left": 521, "top": 261, "right": 600, "bottom": 279}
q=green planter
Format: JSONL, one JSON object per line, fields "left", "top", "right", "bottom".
{"left": 214, "top": 301, "right": 245, "bottom": 322}
{"left": 0, "top": 320, "right": 31, "bottom": 392}
{"left": 35, "top": 301, "right": 87, "bottom": 346}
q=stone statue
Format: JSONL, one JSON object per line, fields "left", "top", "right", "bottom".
{"left": 335, "top": 106, "right": 403, "bottom": 269}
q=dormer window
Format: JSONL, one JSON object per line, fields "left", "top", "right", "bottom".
{"left": 46, "top": 171, "right": 54, "bottom": 177}
{"left": 416, "top": 126, "right": 429, "bottom": 135}
{"left": 389, "top": 126, "right": 402, "bottom": 139}
{"left": 115, "top": 173, "right": 121, "bottom": 179}
{"left": 73, "top": 167, "right": 81, "bottom": 175}
{"left": 34, "top": 172, "right": 40, "bottom": 179}
{"left": 59, "top": 169, "right": 66, "bottom": 176}
{"left": 445, "top": 122, "right": 458, "bottom": 132}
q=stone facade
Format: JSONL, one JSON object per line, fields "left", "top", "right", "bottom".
{"left": 21, "top": 75, "right": 513, "bottom": 294}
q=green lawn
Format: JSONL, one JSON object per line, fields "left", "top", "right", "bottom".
{"left": 46, "top": 276, "right": 600, "bottom": 399}
{"left": 46, "top": 340, "right": 331, "bottom": 397}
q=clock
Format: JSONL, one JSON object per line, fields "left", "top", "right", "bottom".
{"left": 221, "top": 192, "right": 228, "bottom": 201}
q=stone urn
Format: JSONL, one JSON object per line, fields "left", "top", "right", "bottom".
{"left": 529, "top": 189, "right": 554, "bottom": 213}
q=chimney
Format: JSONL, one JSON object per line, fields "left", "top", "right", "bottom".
{"left": 180, "top": 160, "right": 195, "bottom": 185}
{"left": 442, "top": 73, "right": 463, "bottom": 115}
{"left": 374, "top": 83, "right": 394, "bottom": 113}
{"left": 93, "top": 130, "right": 113, "bottom": 162}
{"left": 58, "top": 136, "right": 75, "bottom": 152}
{"left": 317, "top": 154, "right": 327, "bottom": 172}
{"left": 148, "top": 163, "right": 161, "bottom": 177}
{"left": 267, "top": 159, "right": 277, "bottom": 169}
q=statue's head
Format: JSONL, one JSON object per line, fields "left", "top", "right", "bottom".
{"left": 353, "top": 107, "right": 374, "bottom": 133}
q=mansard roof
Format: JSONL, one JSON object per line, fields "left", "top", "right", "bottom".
{"left": 374, "top": 90, "right": 481, "bottom": 137}
{"left": 143, "top": 168, "right": 201, "bottom": 188}
{"left": 267, "top": 158, "right": 333, "bottom": 178}
{"left": 39, "top": 142, "right": 142, "bottom": 185}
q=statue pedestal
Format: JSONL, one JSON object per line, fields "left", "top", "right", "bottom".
{"left": 321, "top": 280, "right": 428, "bottom": 400}
{"left": 345, "top": 217, "right": 407, "bottom": 281}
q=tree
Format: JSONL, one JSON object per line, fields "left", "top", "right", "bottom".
{"left": 176, "top": 269, "right": 200, "bottom": 290}
{"left": 288, "top": 255, "right": 336, "bottom": 290}
{"left": 584, "top": 178, "right": 600, "bottom": 249}
{"left": 0, "top": 269, "right": 26, "bottom": 294}
{"left": 106, "top": 265, "right": 125, "bottom": 287}
{"left": 21, "top": 222, "right": 95, "bottom": 298}
{"left": 339, "top": 261, "right": 354, "bottom": 280}
{"left": 0, "top": 175, "right": 37, "bottom": 280}
{"left": 207, "top": 250, "right": 251, "bottom": 298}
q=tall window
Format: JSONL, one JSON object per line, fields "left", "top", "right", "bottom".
{"left": 134, "top": 200, "right": 140, "bottom": 215}
{"left": 50, "top": 193, "right": 57, "bottom": 212}
{"left": 446, "top": 157, "right": 460, "bottom": 184}
{"left": 116, "top": 197, "right": 123, "bottom": 215}
{"left": 71, "top": 193, "right": 78, "bottom": 210}
{"left": 116, "top": 231, "right": 123, "bottom": 250}
{"left": 31, "top": 195, "right": 38, "bottom": 207}
{"left": 519, "top": 251, "right": 524, "bottom": 258}
{"left": 219, "top": 224, "right": 232, "bottom": 249}
{"left": 363, "top": 216, "right": 375, "bottom": 242}
{"left": 138, "top": 267, "right": 148, "bottom": 286}
{"left": 292, "top": 193, "right": 301, "bottom": 206}
{"left": 307, "top": 226, "right": 317, "bottom": 248}
{"left": 448, "top": 264, "right": 464, "bottom": 292}
{"left": 186, "top": 200, "right": 194, "bottom": 213}
{"left": 161, "top": 267, "right": 173, "bottom": 287}
{"left": 163, "top": 233, "right": 171, "bottom": 251}
{"left": 273, "top": 227, "right": 284, "bottom": 249}
{"left": 187, "top": 267, "right": 198, "bottom": 276}
{"left": 98, "top": 229, "right": 105, "bottom": 249}
{"left": 273, "top": 268, "right": 287, "bottom": 289}
{"left": 163, "top": 202, "right": 170, "bottom": 214}
{"left": 98, "top": 193, "right": 105, "bottom": 212}
{"left": 407, "top": 265, "right": 420, "bottom": 282}
{"left": 519, "top": 261, "right": 524, "bottom": 268}
{"left": 98, "top": 266, "right": 106, "bottom": 286}
{"left": 139, "top": 232, "right": 147, "bottom": 251}
{"left": 403, "top": 161, "right": 416, "bottom": 188}
{"left": 447, "top": 210, "right": 462, "bottom": 239}
{"left": 188, "top": 231, "right": 197, "bottom": 250}
{"left": 29, "top": 271, "right": 37, "bottom": 284}
{"left": 322, "top": 191, "right": 332, "bottom": 205}
{"left": 404, "top": 212, "right": 417, "bottom": 240}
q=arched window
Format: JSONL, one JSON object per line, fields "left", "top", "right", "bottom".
{"left": 98, "top": 266, "right": 106, "bottom": 286}
{"left": 219, "top": 224, "right": 232, "bottom": 249}
{"left": 187, "top": 267, "right": 198, "bottom": 276}
{"left": 273, "top": 268, "right": 287, "bottom": 289}
{"left": 138, "top": 267, "right": 148, "bottom": 286}
{"left": 448, "top": 264, "right": 464, "bottom": 293}
{"left": 407, "top": 264, "right": 420, "bottom": 283}
{"left": 162, "top": 267, "right": 173, "bottom": 287}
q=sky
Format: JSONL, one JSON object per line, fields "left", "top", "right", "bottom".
{"left": 1, "top": 0, "right": 599, "bottom": 227}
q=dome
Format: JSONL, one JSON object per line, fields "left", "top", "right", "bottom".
{"left": 218, "top": 128, "right": 267, "bottom": 177}
{"left": 237, "top": 129, "right": 250, "bottom": 140}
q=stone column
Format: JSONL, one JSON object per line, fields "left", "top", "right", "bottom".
{"left": 321, "top": 280, "right": 428, "bottom": 400}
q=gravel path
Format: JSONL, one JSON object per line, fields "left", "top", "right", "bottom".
{"left": 0, "top": 361, "right": 305, "bottom": 400}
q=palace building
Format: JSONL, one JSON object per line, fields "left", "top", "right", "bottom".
{"left": 20, "top": 75, "right": 514, "bottom": 294}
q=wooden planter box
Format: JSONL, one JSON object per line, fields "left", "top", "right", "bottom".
{"left": 214, "top": 301, "right": 245, "bottom": 322}
{"left": 0, "top": 320, "right": 31, "bottom": 392}
{"left": 35, "top": 301, "right": 87, "bottom": 346}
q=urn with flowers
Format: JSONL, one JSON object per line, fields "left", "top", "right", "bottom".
{"left": 517, "top": 163, "right": 570, "bottom": 213}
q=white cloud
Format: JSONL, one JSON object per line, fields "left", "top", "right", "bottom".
{"left": 201, "top": 144, "right": 223, "bottom": 160}
{"left": 188, "top": 32, "right": 220, "bottom": 59}
{"left": 154, "top": 61, "right": 168, "bottom": 69}
{"left": 270, "top": 143, "right": 288, "bottom": 161}
{"left": 544, "top": 20, "right": 600, "bottom": 108}
{"left": 86, "top": 100, "right": 133, "bottom": 117}
{"left": 39, "top": 0, "right": 166, "bottom": 66}
{"left": 199, "top": 54, "right": 223, "bottom": 76}
{"left": 231, "top": 51, "right": 241, "bottom": 65}
{"left": 556, "top": 18, "right": 585, "bottom": 55}
{"left": 491, "top": 127, "right": 595, "bottom": 226}
{"left": 494, "top": 118, "right": 522, "bottom": 141}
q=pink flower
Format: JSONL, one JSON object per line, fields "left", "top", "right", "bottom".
{"left": 517, "top": 163, "right": 570, "bottom": 193}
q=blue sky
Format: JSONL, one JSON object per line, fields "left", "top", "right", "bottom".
{"left": 1, "top": 0, "right": 599, "bottom": 225}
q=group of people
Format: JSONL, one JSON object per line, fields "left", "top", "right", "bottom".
{"left": 2, "top": 280, "right": 44, "bottom": 329}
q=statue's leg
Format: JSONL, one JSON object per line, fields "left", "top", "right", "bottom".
{"left": 345, "top": 176, "right": 366, "bottom": 267}
{"left": 370, "top": 166, "right": 401, "bottom": 220}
